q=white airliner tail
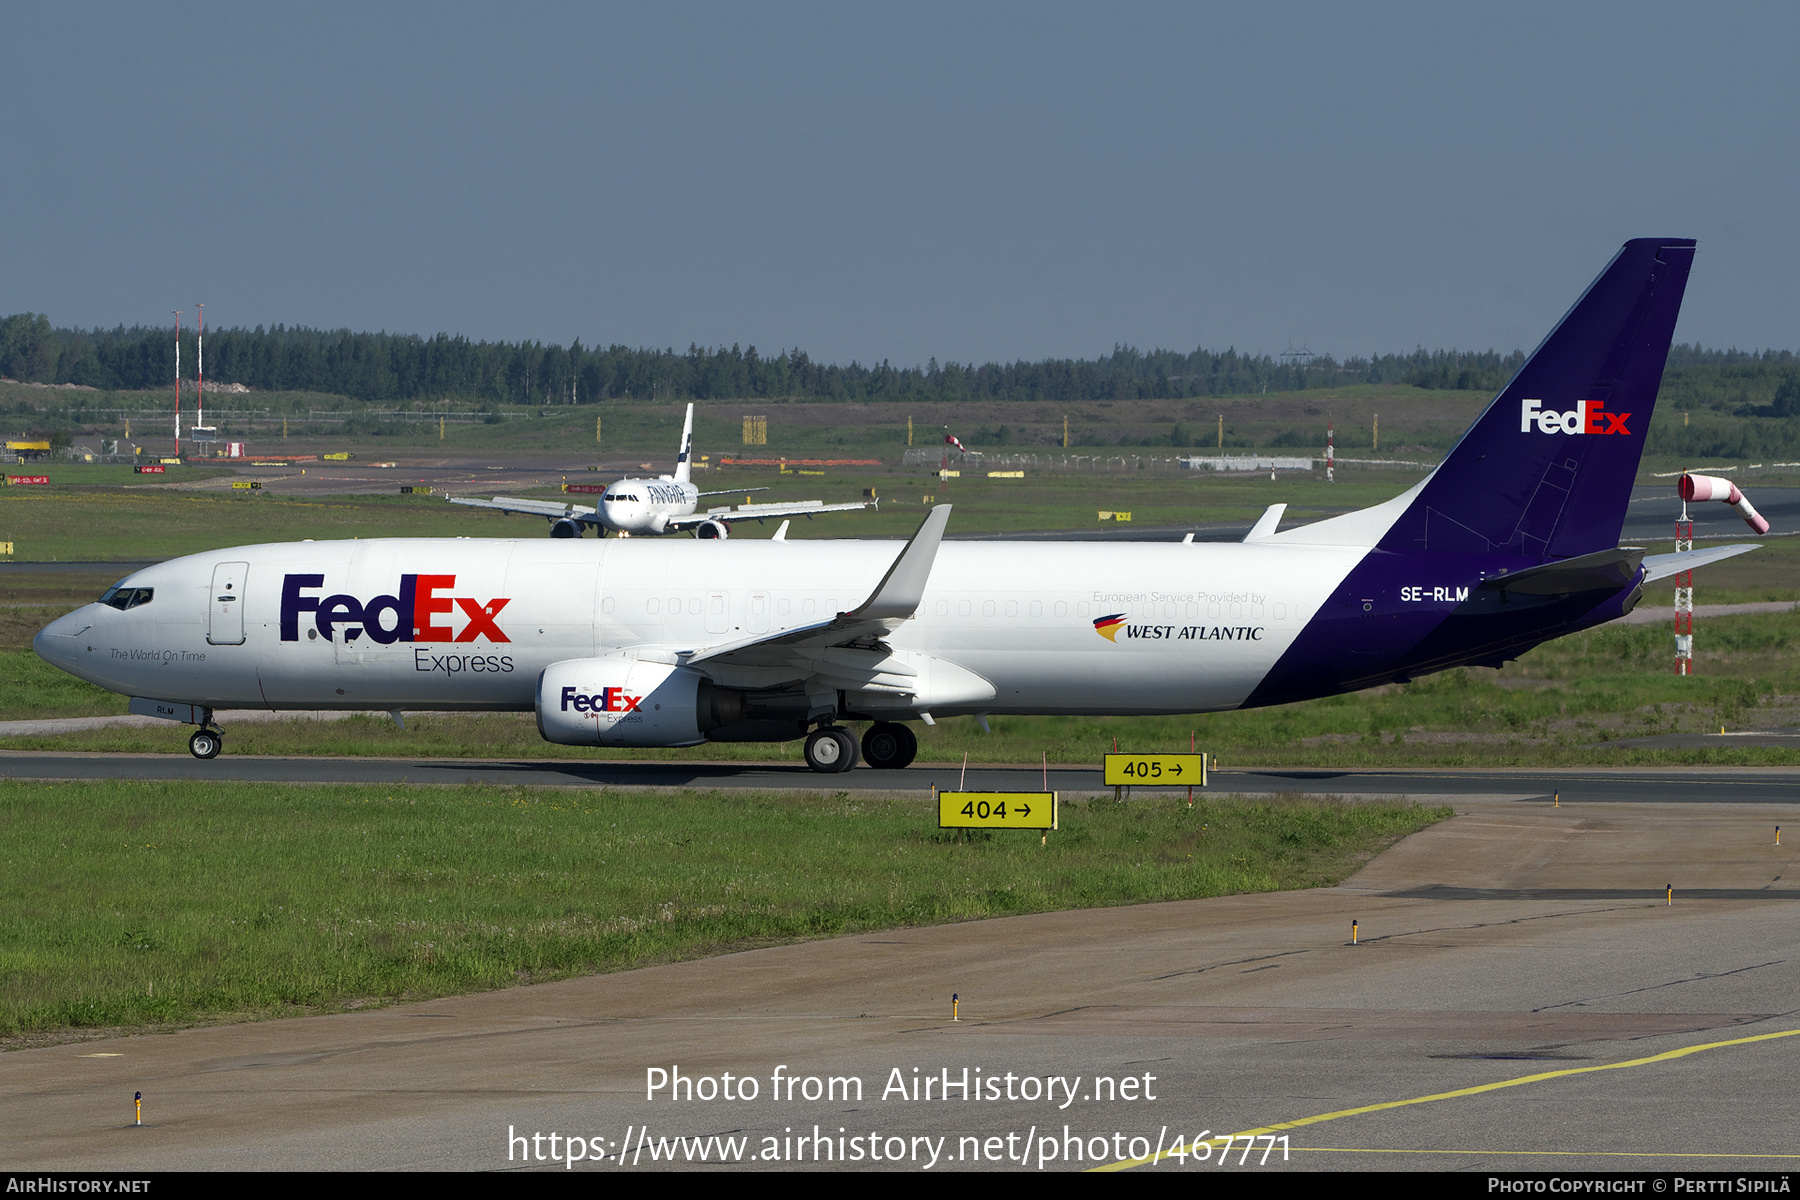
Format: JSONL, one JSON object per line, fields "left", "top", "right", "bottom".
{"left": 673, "top": 403, "right": 695, "bottom": 484}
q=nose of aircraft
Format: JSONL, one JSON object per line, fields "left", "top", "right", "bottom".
{"left": 33, "top": 607, "right": 94, "bottom": 669}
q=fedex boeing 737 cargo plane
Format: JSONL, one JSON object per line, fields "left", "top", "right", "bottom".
{"left": 34, "top": 239, "right": 1761, "bottom": 771}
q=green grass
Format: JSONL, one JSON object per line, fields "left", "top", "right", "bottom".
{"left": 0, "top": 460, "right": 1422, "bottom": 560}
{"left": 0, "top": 487, "right": 520, "bottom": 561}
{"left": 0, "top": 780, "right": 1446, "bottom": 1039}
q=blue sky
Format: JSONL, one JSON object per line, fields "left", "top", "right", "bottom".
{"left": 4, "top": 3, "right": 1796, "bottom": 365}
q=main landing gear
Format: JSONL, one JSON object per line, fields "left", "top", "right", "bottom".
{"left": 803, "top": 726, "right": 859, "bottom": 773}
{"left": 859, "top": 721, "right": 918, "bottom": 771}
{"left": 801, "top": 721, "right": 918, "bottom": 773}
{"left": 188, "top": 727, "right": 224, "bottom": 759}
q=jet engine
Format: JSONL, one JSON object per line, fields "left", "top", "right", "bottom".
{"left": 549, "top": 518, "right": 585, "bottom": 538}
{"left": 536, "top": 659, "right": 807, "bottom": 746}
{"left": 695, "top": 519, "right": 730, "bottom": 540}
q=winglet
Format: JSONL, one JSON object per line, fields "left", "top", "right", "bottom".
{"left": 846, "top": 504, "right": 952, "bottom": 620}
{"left": 1243, "top": 503, "right": 1288, "bottom": 543}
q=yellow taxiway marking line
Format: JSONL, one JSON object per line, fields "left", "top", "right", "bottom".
{"left": 1096, "top": 1026, "right": 1800, "bottom": 1172}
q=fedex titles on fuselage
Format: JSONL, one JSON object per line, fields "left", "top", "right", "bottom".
{"left": 1520, "top": 397, "right": 1631, "bottom": 436}
{"left": 279, "top": 573, "right": 510, "bottom": 645}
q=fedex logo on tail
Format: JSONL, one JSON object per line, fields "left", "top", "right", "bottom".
{"left": 280, "top": 574, "right": 510, "bottom": 643}
{"left": 1520, "top": 398, "right": 1631, "bottom": 436}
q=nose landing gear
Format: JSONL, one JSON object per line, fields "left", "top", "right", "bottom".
{"left": 188, "top": 727, "right": 223, "bottom": 759}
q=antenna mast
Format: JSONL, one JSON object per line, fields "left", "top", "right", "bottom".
{"left": 172, "top": 310, "right": 182, "bottom": 458}
{"left": 196, "top": 304, "right": 204, "bottom": 451}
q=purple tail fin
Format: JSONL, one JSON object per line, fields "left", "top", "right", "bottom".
{"left": 1379, "top": 238, "right": 1695, "bottom": 560}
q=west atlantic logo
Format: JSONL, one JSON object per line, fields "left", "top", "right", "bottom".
{"left": 1095, "top": 612, "right": 1264, "bottom": 644}
{"left": 1093, "top": 613, "right": 1127, "bottom": 642}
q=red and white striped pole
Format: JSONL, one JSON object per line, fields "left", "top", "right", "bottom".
{"left": 1673, "top": 472, "right": 1773, "bottom": 675}
{"left": 1674, "top": 499, "right": 1693, "bottom": 675}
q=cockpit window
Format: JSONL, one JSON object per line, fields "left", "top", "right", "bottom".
{"left": 98, "top": 585, "right": 154, "bottom": 611}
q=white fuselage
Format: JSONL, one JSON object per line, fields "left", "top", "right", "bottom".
{"left": 34, "top": 536, "right": 1364, "bottom": 718}
{"left": 598, "top": 477, "right": 699, "bottom": 535}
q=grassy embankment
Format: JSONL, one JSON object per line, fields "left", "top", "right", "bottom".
{"left": 0, "top": 456, "right": 1421, "bottom": 560}
{"left": 0, "top": 780, "right": 1446, "bottom": 1039}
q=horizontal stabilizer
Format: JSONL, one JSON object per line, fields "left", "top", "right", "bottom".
{"left": 1642, "top": 543, "right": 1762, "bottom": 582}
{"left": 1480, "top": 547, "right": 1644, "bottom": 596}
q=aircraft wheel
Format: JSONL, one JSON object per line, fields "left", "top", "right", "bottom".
{"left": 803, "top": 726, "right": 860, "bottom": 773}
{"left": 861, "top": 722, "right": 917, "bottom": 770}
{"left": 189, "top": 728, "right": 223, "bottom": 760}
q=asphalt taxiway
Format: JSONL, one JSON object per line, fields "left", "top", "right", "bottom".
{"left": 7, "top": 751, "right": 1800, "bottom": 806}
{"left": 3, "top": 788, "right": 1799, "bottom": 1172}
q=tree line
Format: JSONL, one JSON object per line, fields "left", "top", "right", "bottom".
{"left": 3, "top": 312, "right": 1534, "bottom": 405}
{"left": 3, "top": 312, "right": 1796, "bottom": 420}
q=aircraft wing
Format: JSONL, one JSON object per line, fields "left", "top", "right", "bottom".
{"left": 447, "top": 496, "right": 601, "bottom": 524}
{"left": 680, "top": 505, "right": 951, "bottom": 673}
{"left": 664, "top": 497, "right": 875, "bottom": 530}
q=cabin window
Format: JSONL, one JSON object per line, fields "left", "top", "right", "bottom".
{"left": 601, "top": 596, "right": 615, "bottom": 615}
{"left": 1029, "top": 600, "right": 1042, "bottom": 617}
{"left": 1005, "top": 600, "right": 1018, "bottom": 617}
{"left": 647, "top": 598, "right": 661, "bottom": 614}
{"left": 935, "top": 600, "right": 948, "bottom": 616}
{"left": 958, "top": 599, "right": 972, "bottom": 617}
{"left": 1054, "top": 601, "right": 1067, "bottom": 617}
{"left": 982, "top": 600, "right": 996, "bottom": 617}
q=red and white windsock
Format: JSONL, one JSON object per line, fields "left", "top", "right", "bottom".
{"left": 1679, "top": 473, "right": 1770, "bottom": 534}
{"left": 944, "top": 432, "right": 966, "bottom": 453}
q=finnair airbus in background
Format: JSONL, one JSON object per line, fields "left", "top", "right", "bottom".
{"left": 36, "top": 239, "right": 1759, "bottom": 771}
{"left": 447, "top": 403, "right": 873, "bottom": 538}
